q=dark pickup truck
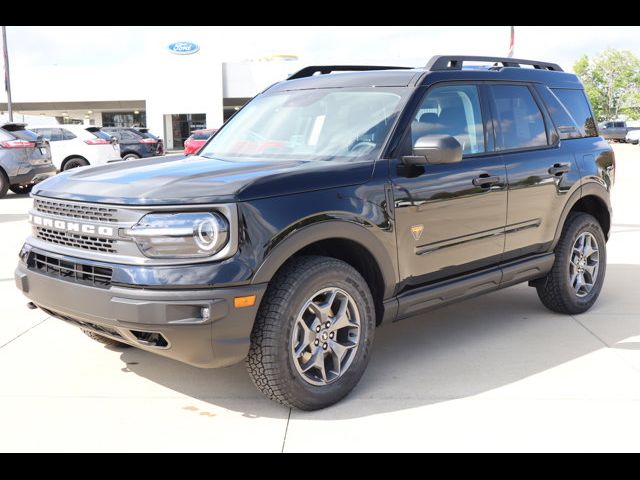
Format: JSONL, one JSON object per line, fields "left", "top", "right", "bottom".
{"left": 15, "top": 55, "right": 614, "bottom": 410}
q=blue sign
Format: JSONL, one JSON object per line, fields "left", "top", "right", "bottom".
{"left": 168, "top": 42, "right": 200, "bottom": 55}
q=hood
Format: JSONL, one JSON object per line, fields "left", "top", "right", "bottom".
{"left": 33, "top": 155, "right": 374, "bottom": 205}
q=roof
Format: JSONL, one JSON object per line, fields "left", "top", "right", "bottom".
{"left": 267, "top": 55, "right": 583, "bottom": 92}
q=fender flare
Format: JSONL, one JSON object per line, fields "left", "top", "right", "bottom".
{"left": 251, "top": 220, "right": 397, "bottom": 299}
{"left": 551, "top": 182, "right": 612, "bottom": 249}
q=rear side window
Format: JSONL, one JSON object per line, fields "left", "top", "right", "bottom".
{"left": 614, "top": 121, "right": 625, "bottom": 128}
{"left": 491, "top": 85, "right": 547, "bottom": 150}
{"left": 92, "top": 130, "right": 115, "bottom": 141}
{"left": 35, "top": 128, "right": 63, "bottom": 142}
{"left": 62, "top": 129, "right": 77, "bottom": 140}
{"left": 120, "top": 130, "right": 143, "bottom": 141}
{"left": 552, "top": 89, "right": 597, "bottom": 137}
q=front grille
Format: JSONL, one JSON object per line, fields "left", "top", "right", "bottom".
{"left": 34, "top": 198, "right": 120, "bottom": 223}
{"left": 31, "top": 252, "right": 113, "bottom": 288}
{"left": 34, "top": 227, "right": 116, "bottom": 253}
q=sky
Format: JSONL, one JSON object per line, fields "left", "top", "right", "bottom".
{"left": 4, "top": 25, "right": 640, "bottom": 73}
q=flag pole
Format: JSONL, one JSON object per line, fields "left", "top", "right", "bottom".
{"left": 2, "top": 26, "right": 13, "bottom": 122}
{"left": 508, "top": 26, "right": 515, "bottom": 58}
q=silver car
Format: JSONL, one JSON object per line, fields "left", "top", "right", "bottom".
{"left": 625, "top": 129, "right": 640, "bottom": 145}
{"left": 0, "top": 123, "right": 56, "bottom": 197}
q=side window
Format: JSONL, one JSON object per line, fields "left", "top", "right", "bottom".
{"left": 108, "top": 130, "right": 122, "bottom": 141}
{"left": 120, "top": 130, "right": 141, "bottom": 142}
{"left": 551, "top": 89, "right": 597, "bottom": 137}
{"left": 491, "top": 85, "right": 547, "bottom": 150}
{"left": 614, "top": 121, "right": 625, "bottom": 128}
{"left": 535, "top": 85, "right": 581, "bottom": 140}
{"left": 62, "top": 129, "right": 77, "bottom": 140}
{"left": 49, "top": 129, "right": 63, "bottom": 142}
{"left": 33, "top": 128, "right": 51, "bottom": 140}
{"left": 411, "top": 84, "right": 485, "bottom": 155}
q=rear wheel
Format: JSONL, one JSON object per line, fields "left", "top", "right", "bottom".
{"left": 0, "top": 171, "right": 9, "bottom": 198}
{"left": 247, "top": 256, "right": 376, "bottom": 410}
{"left": 81, "top": 329, "right": 130, "bottom": 348}
{"left": 62, "top": 157, "right": 89, "bottom": 171}
{"left": 123, "top": 153, "right": 140, "bottom": 161}
{"left": 9, "top": 184, "right": 34, "bottom": 195}
{"left": 536, "top": 212, "right": 606, "bottom": 314}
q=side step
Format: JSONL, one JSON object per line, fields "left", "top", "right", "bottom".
{"left": 393, "top": 253, "right": 554, "bottom": 322}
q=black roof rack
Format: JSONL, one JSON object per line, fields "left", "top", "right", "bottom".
{"left": 287, "top": 65, "right": 410, "bottom": 80}
{"left": 426, "top": 55, "right": 563, "bottom": 72}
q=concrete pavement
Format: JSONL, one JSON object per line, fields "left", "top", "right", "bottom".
{"left": 1, "top": 144, "right": 639, "bottom": 452}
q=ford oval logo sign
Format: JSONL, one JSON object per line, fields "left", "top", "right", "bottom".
{"left": 168, "top": 41, "right": 200, "bottom": 55}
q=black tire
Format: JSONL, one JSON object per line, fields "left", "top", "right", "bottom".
{"left": 81, "top": 329, "right": 131, "bottom": 348}
{"left": 247, "top": 256, "right": 376, "bottom": 410}
{"left": 9, "top": 184, "right": 34, "bottom": 195}
{"left": 536, "top": 212, "right": 607, "bottom": 314}
{"left": 62, "top": 157, "right": 89, "bottom": 171}
{"left": 122, "top": 153, "right": 140, "bottom": 161}
{"left": 0, "top": 171, "right": 9, "bottom": 198}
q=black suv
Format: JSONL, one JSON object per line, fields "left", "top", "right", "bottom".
{"left": 15, "top": 56, "right": 614, "bottom": 410}
{"left": 102, "top": 127, "right": 163, "bottom": 160}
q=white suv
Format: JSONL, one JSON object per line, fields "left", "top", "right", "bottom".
{"left": 29, "top": 125, "right": 121, "bottom": 171}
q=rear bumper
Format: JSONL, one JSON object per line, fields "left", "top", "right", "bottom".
{"left": 15, "top": 259, "right": 267, "bottom": 368}
{"left": 10, "top": 164, "right": 57, "bottom": 185}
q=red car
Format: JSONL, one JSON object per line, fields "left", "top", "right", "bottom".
{"left": 184, "top": 129, "right": 217, "bottom": 155}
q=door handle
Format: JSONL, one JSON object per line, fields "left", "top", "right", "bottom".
{"left": 472, "top": 174, "right": 501, "bottom": 187}
{"left": 548, "top": 163, "right": 570, "bottom": 176}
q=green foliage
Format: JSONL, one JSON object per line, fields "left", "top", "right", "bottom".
{"left": 573, "top": 49, "right": 640, "bottom": 121}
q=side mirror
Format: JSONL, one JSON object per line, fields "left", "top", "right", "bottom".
{"left": 402, "top": 135, "right": 463, "bottom": 166}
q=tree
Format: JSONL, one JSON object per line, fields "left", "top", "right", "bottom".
{"left": 573, "top": 49, "right": 640, "bottom": 121}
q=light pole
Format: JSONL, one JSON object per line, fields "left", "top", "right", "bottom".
{"left": 2, "top": 25, "right": 13, "bottom": 122}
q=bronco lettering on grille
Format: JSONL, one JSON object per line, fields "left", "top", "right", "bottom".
{"left": 28, "top": 214, "right": 116, "bottom": 238}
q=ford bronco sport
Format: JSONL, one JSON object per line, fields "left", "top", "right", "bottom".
{"left": 15, "top": 56, "right": 614, "bottom": 410}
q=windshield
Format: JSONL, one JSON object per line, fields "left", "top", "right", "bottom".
{"left": 200, "top": 88, "right": 405, "bottom": 161}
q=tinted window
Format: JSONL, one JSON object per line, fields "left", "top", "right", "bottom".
{"left": 552, "top": 89, "right": 597, "bottom": 137}
{"left": 411, "top": 84, "right": 485, "bottom": 155}
{"left": 535, "top": 86, "right": 581, "bottom": 140}
{"left": 120, "top": 130, "right": 143, "bottom": 142}
{"left": 491, "top": 85, "right": 547, "bottom": 150}
{"left": 62, "top": 129, "right": 77, "bottom": 140}
{"left": 35, "top": 128, "right": 63, "bottom": 142}
{"left": 614, "top": 121, "right": 625, "bottom": 128}
{"left": 192, "top": 131, "right": 213, "bottom": 140}
{"left": 92, "top": 130, "right": 115, "bottom": 141}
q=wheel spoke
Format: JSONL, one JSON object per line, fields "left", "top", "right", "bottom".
{"left": 583, "top": 236, "right": 597, "bottom": 259}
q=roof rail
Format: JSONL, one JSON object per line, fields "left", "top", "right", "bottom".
{"left": 287, "top": 65, "right": 410, "bottom": 80}
{"left": 426, "top": 55, "right": 563, "bottom": 72}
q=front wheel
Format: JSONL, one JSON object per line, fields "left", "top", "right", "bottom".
{"left": 536, "top": 212, "right": 606, "bottom": 314}
{"left": 247, "top": 256, "right": 376, "bottom": 410}
{"left": 10, "top": 184, "right": 34, "bottom": 195}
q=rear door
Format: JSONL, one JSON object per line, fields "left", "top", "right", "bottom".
{"left": 491, "top": 84, "right": 580, "bottom": 261}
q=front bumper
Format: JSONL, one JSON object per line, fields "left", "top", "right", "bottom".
{"left": 11, "top": 164, "right": 57, "bottom": 185}
{"left": 15, "top": 257, "right": 267, "bottom": 368}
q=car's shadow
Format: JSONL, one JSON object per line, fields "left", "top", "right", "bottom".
{"left": 119, "top": 262, "right": 640, "bottom": 418}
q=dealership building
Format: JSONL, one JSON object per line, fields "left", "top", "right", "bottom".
{"left": 0, "top": 37, "right": 300, "bottom": 150}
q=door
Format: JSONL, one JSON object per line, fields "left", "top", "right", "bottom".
{"left": 33, "top": 128, "right": 65, "bottom": 169}
{"left": 392, "top": 84, "right": 507, "bottom": 288}
{"left": 490, "top": 84, "right": 581, "bottom": 261}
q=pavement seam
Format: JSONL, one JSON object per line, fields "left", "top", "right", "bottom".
{"left": 571, "top": 314, "right": 640, "bottom": 377}
{"left": 0, "top": 317, "right": 49, "bottom": 351}
{"left": 570, "top": 315, "right": 609, "bottom": 348}
{"left": 281, "top": 408, "right": 292, "bottom": 453}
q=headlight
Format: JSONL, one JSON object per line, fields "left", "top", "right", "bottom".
{"left": 125, "top": 212, "right": 229, "bottom": 258}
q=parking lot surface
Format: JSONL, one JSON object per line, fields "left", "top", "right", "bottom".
{"left": 1, "top": 144, "right": 639, "bottom": 452}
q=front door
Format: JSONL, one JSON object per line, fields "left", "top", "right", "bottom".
{"left": 391, "top": 83, "right": 507, "bottom": 289}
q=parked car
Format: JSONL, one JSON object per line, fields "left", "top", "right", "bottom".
{"left": 30, "top": 125, "right": 121, "bottom": 171}
{"left": 135, "top": 128, "right": 164, "bottom": 155}
{"left": 599, "top": 120, "right": 640, "bottom": 142}
{"left": 184, "top": 129, "right": 217, "bottom": 155}
{"left": 0, "top": 123, "right": 56, "bottom": 197}
{"left": 625, "top": 129, "right": 640, "bottom": 145}
{"left": 16, "top": 55, "right": 614, "bottom": 410}
{"left": 102, "top": 127, "right": 164, "bottom": 160}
